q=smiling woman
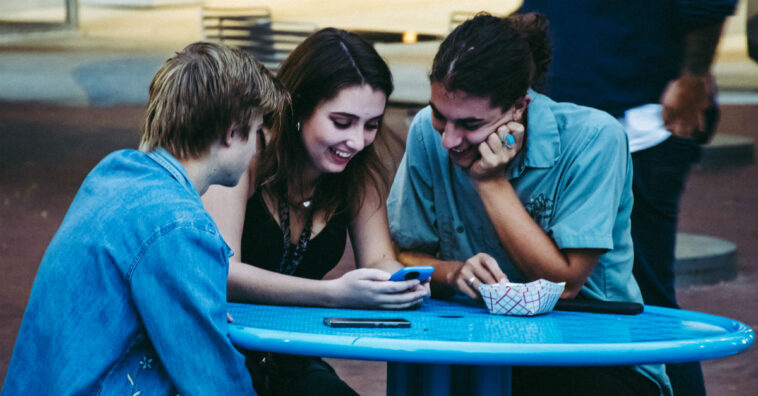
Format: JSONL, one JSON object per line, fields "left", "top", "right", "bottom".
{"left": 300, "top": 84, "right": 386, "bottom": 176}
{"left": 201, "top": 28, "right": 430, "bottom": 396}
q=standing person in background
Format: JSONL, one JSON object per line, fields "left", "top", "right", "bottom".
{"left": 2, "top": 42, "right": 287, "bottom": 395}
{"left": 202, "top": 28, "right": 429, "bottom": 396}
{"left": 518, "top": 2, "right": 737, "bottom": 394}
{"left": 387, "top": 13, "right": 671, "bottom": 395}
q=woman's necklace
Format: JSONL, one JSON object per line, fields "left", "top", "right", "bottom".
{"left": 277, "top": 195, "right": 314, "bottom": 275}
{"left": 288, "top": 188, "right": 314, "bottom": 209}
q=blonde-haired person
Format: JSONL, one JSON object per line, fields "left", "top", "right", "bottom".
{"left": 140, "top": 41, "right": 286, "bottom": 158}
{"left": 203, "top": 28, "right": 429, "bottom": 396}
{"left": 387, "top": 13, "right": 672, "bottom": 396}
{"left": 2, "top": 41, "right": 286, "bottom": 396}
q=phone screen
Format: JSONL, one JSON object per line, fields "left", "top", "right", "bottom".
{"left": 323, "top": 317, "right": 411, "bottom": 328}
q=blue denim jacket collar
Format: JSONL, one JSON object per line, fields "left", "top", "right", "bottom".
{"left": 145, "top": 148, "right": 199, "bottom": 199}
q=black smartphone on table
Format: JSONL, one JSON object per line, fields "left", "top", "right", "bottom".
{"left": 553, "top": 299, "right": 643, "bottom": 315}
{"left": 323, "top": 317, "right": 411, "bottom": 328}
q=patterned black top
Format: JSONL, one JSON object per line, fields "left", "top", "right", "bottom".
{"left": 240, "top": 190, "right": 350, "bottom": 280}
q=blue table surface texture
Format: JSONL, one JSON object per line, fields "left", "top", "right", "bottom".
{"left": 227, "top": 298, "right": 754, "bottom": 366}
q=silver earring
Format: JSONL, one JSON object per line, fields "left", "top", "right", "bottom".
{"left": 296, "top": 122, "right": 301, "bottom": 132}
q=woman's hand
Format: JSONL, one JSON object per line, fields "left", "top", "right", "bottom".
{"left": 449, "top": 253, "right": 508, "bottom": 299}
{"left": 468, "top": 121, "right": 525, "bottom": 180}
{"left": 329, "top": 268, "right": 429, "bottom": 309}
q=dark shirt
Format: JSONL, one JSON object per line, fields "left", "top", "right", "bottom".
{"left": 519, "top": 0, "right": 737, "bottom": 117}
{"left": 241, "top": 190, "right": 350, "bottom": 279}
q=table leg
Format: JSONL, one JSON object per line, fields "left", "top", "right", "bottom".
{"left": 387, "top": 363, "right": 511, "bottom": 396}
{"left": 387, "top": 362, "right": 453, "bottom": 396}
{"left": 423, "top": 364, "right": 452, "bottom": 396}
{"left": 387, "top": 362, "right": 418, "bottom": 396}
{"left": 471, "top": 366, "right": 511, "bottom": 396}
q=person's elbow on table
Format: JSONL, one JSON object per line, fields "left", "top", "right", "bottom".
{"left": 560, "top": 282, "right": 584, "bottom": 300}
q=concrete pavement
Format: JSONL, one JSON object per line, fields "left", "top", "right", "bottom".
{"left": 1, "top": 2, "right": 757, "bottom": 107}
{"left": 0, "top": 51, "right": 169, "bottom": 106}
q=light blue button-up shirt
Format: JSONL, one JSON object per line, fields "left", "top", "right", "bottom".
{"left": 2, "top": 148, "right": 254, "bottom": 396}
{"left": 388, "top": 90, "right": 672, "bottom": 395}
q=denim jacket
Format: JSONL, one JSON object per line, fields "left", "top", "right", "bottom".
{"left": 2, "top": 149, "right": 255, "bottom": 396}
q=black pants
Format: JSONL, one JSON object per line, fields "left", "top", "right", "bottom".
{"left": 631, "top": 135, "right": 705, "bottom": 396}
{"left": 246, "top": 352, "right": 358, "bottom": 396}
{"left": 512, "top": 366, "right": 659, "bottom": 396}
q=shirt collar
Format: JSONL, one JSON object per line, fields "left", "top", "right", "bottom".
{"left": 507, "top": 89, "right": 561, "bottom": 179}
{"left": 145, "top": 148, "right": 198, "bottom": 197}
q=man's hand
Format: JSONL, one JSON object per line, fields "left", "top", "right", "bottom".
{"left": 449, "top": 253, "right": 509, "bottom": 299}
{"left": 468, "top": 121, "right": 526, "bottom": 180}
{"left": 661, "top": 73, "right": 714, "bottom": 139}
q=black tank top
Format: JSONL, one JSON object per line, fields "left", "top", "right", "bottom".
{"left": 240, "top": 190, "right": 350, "bottom": 280}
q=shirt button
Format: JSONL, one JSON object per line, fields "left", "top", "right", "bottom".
{"left": 456, "top": 225, "right": 465, "bottom": 233}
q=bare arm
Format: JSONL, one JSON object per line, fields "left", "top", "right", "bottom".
{"left": 202, "top": 167, "right": 426, "bottom": 308}
{"left": 349, "top": 183, "right": 403, "bottom": 273}
{"left": 474, "top": 177, "right": 600, "bottom": 298}
{"left": 226, "top": 258, "right": 426, "bottom": 308}
{"left": 202, "top": 167, "right": 253, "bottom": 263}
{"left": 465, "top": 123, "right": 601, "bottom": 298}
{"left": 202, "top": 167, "right": 336, "bottom": 305}
{"left": 349, "top": 183, "right": 431, "bottom": 300}
{"left": 395, "top": 250, "right": 464, "bottom": 299}
{"left": 661, "top": 22, "right": 725, "bottom": 137}
{"left": 395, "top": 176, "right": 600, "bottom": 300}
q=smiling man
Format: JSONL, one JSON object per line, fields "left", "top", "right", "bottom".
{"left": 387, "top": 13, "right": 671, "bottom": 396}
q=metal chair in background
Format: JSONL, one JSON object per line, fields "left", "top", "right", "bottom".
{"left": 201, "top": 6, "right": 315, "bottom": 72}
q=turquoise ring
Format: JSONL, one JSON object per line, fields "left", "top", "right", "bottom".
{"left": 502, "top": 134, "right": 515, "bottom": 149}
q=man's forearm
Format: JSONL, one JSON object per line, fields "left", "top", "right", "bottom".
{"left": 661, "top": 21, "right": 725, "bottom": 137}
{"left": 682, "top": 22, "right": 725, "bottom": 75}
{"left": 396, "top": 250, "right": 462, "bottom": 298}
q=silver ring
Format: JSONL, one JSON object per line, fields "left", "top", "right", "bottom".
{"left": 467, "top": 276, "right": 477, "bottom": 287}
{"left": 501, "top": 134, "right": 515, "bottom": 149}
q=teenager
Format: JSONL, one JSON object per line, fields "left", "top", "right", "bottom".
{"left": 2, "top": 41, "right": 286, "bottom": 396}
{"left": 202, "top": 28, "right": 428, "bottom": 396}
{"left": 387, "top": 13, "right": 672, "bottom": 396}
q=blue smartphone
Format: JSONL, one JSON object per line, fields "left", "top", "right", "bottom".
{"left": 389, "top": 266, "right": 434, "bottom": 282}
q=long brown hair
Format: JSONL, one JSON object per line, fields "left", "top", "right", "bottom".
{"left": 255, "top": 28, "right": 394, "bottom": 218}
